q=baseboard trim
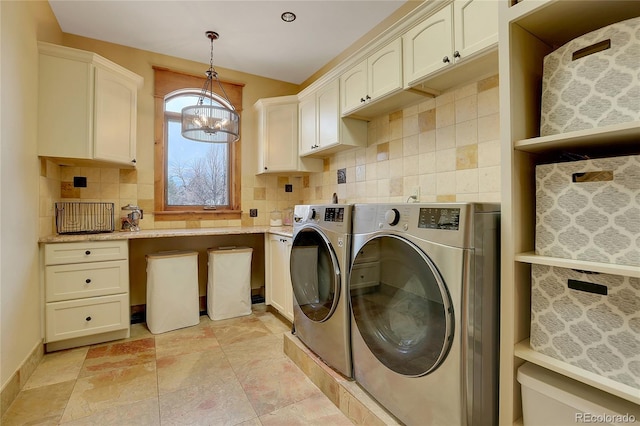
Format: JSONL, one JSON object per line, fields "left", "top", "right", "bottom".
{"left": 0, "top": 339, "right": 44, "bottom": 418}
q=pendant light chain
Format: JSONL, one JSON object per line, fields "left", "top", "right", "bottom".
{"left": 205, "top": 32, "right": 235, "bottom": 112}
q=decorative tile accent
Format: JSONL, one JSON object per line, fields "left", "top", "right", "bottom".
{"left": 61, "top": 182, "right": 80, "bottom": 198}
{"left": 376, "top": 143, "right": 389, "bottom": 161}
{"left": 337, "top": 168, "right": 346, "bottom": 184}
{"left": 456, "top": 145, "right": 478, "bottom": 170}
{"left": 253, "top": 187, "right": 266, "bottom": 200}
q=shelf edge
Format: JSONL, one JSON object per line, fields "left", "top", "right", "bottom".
{"left": 515, "top": 252, "right": 640, "bottom": 278}
{"left": 513, "top": 121, "right": 640, "bottom": 153}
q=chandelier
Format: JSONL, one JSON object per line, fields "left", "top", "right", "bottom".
{"left": 181, "top": 31, "right": 240, "bottom": 143}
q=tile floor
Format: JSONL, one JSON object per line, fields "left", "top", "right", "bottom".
{"left": 1, "top": 305, "right": 354, "bottom": 426}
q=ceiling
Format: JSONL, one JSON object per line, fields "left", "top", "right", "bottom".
{"left": 48, "top": 0, "right": 410, "bottom": 85}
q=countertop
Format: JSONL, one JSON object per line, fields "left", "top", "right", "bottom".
{"left": 39, "top": 226, "right": 294, "bottom": 243}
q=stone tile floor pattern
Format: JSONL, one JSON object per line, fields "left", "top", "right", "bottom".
{"left": 2, "top": 304, "right": 354, "bottom": 425}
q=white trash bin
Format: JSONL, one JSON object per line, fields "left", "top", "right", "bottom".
{"left": 207, "top": 247, "right": 253, "bottom": 320}
{"left": 146, "top": 250, "right": 199, "bottom": 334}
{"left": 517, "top": 362, "right": 640, "bottom": 426}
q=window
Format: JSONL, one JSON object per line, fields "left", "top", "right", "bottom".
{"left": 165, "top": 91, "right": 231, "bottom": 208}
{"left": 153, "top": 67, "right": 243, "bottom": 220}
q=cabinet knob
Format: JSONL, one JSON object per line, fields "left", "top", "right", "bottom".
{"left": 453, "top": 51, "right": 460, "bottom": 59}
{"left": 264, "top": 167, "right": 268, "bottom": 170}
{"left": 131, "top": 159, "right": 137, "bottom": 164}
{"left": 443, "top": 56, "right": 450, "bottom": 63}
{"left": 85, "top": 316, "right": 92, "bottom": 322}
{"left": 366, "top": 95, "right": 371, "bottom": 100}
{"left": 360, "top": 97, "right": 366, "bottom": 103}
{"left": 85, "top": 250, "right": 91, "bottom": 255}
{"left": 85, "top": 278, "right": 91, "bottom": 284}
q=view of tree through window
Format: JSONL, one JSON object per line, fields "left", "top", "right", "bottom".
{"left": 165, "top": 92, "right": 230, "bottom": 208}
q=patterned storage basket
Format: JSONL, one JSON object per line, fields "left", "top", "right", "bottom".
{"left": 535, "top": 155, "right": 640, "bottom": 267}
{"left": 530, "top": 264, "right": 640, "bottom": 389}
{"left": 540, "top": 16, "right": 640, "bottom": 136}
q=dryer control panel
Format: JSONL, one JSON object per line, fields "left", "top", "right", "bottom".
{"left": 353, "top": 202, "right": 499, "bottom": 248}
{"left": 417, "top": 207, "right": 460, "bottom": 230}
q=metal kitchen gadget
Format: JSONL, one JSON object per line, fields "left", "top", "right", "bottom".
{"left": 120, "top": 204, "right": 143, "bottom": 231}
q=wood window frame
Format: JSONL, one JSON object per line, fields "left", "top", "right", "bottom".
{"left": 153, "top": 66, "right": 244, "bottom": 221}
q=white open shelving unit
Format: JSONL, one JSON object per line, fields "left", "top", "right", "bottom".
{"left": 498, "top": 0, "right": 640, "bottom": 424}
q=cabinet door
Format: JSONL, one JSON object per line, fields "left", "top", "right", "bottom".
{"left": 38, "top": 53, "right": 93, "bottom": 159}
{"left": 298, "top": 93, "right": 317, "bottom": 156}
{"left": 454, "top": 0, "right": 498, "bottom": 60}
{"left": 403, "top": 5, "right": 453, "bottom": 87}
{"left": 282, "top": 237, "right": 294, "bottom": 321}
{"left": 93, "top": 65, "right": 138, "bottom": 165}
{"left": 267, "top": 235, "right": 293, "bottom": 321}
{"left": 317, "top": 79, "right": 340, "bottom": 149}
{"left": 368, "top": 38, "right": 403, "bottom": 101}
{"left": 340, "top": 60, "right": 367, "bottom": 115}
{"left": 263, "top": 102, "right": 298, "bottom": 172}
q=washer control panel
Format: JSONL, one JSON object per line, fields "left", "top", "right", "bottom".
{"left": 417, "top": 207, "right": 460, "bottom": 230}
{"left": 324, "top": 207, "right": 345, "bottom": 223}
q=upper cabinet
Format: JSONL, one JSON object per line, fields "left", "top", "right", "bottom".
{"left": 453, "top": 0, "right": 498, "bottom": 60}
{"left": 403, "top": 5, "right": 453, "bottom": 85}
{"left": 38, "top": 42, "right": 143, "bottom": 167}
{"left": 298, "top": 79, "right": 367, "bottom": 157}
{"left": 254, "top": 96, "right": 321, "bottom": 174}
{"left": 340, "top": 38, "right": 403, "bottom": 116}
{"left": 403, "top": 0, "right": 498, "bottom": 93}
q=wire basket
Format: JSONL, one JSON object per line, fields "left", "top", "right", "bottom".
{"left": 55, "top": 202, "right": 115, "bottom": 234}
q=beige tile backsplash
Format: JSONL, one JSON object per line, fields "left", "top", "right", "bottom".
{"left": 38, "top": 74, "right": 500, "bottom": 237}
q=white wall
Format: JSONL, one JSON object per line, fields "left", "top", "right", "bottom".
{"left": 0, "top": 1, "right": 43, "bottom": 388}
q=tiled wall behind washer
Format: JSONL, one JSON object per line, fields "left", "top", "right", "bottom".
{"left": 38, "top": 74, "right": 500, "bottom": 237}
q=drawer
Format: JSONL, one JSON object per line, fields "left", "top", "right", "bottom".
{"left": 353, "top": 239, "right": 380, "bottom": 264}
{"left": 44, "top": 240, "right": 128, "bottom": 265}
{"left": 45, "top": 260, "right": 128, "bottom": 302}
{"left": 45, "top": 293, "right": 129, "bottom": 343}
{"left": 350, "top": 261, "right": 380, "bottom": 290}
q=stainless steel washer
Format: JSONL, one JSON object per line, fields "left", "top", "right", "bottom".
{"left": 349, "top": 203, "right": 500, "bottom": 425}
{"left": 290, "top": 204, "right": 352, "bottom": 377}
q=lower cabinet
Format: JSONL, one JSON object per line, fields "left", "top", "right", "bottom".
{"left": 43, "top": 240, "right": 130, "bottom": 351}
{"left": 265, "top": 234, "right": 293, "bottom": 322}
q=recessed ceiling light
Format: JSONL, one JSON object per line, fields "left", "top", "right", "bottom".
{"left": 281, "top": 11, "right": 296, "bottom": 23}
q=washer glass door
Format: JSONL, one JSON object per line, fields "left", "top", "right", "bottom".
{"left": 350, "top": 235, "right": 454, "bottom": 376}
{"left": 290, "top": 227, "right": 340, "bottom": 322}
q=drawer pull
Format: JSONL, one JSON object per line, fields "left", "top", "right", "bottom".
{"left": 85, "top": 250, "right": 91, "bottom": 255}
{"left": 85, "top": 316, "right": 92, "bottom": 322}
{"left": 85, "top": 278, "right": 92, "bottom": 284}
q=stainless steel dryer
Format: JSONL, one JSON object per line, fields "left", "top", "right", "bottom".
{"left": 349, "top": 203, "right": 500, "bottom": 426}
{"left": 290, "top": 204, "right": 352, "bottom": 377}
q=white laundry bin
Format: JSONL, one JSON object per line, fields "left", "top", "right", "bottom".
{"left": 517, "top": 363, "right": 640, "bottom": 426}
{"left": 146, "top": 250, "right": 200, "bottom": 334}
{"left": 207, "top": 247, "right": 253, "bottom": 320}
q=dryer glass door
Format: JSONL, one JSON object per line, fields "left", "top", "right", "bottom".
{"left": 350, "top": 235, "right": 453, "bottom": 376}
{"left": 290, "top": 228, "right": 340, "bottom": 322}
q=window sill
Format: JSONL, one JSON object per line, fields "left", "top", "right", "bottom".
{"left": 153, "top": 210, "right": 242, "bottom": 221}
